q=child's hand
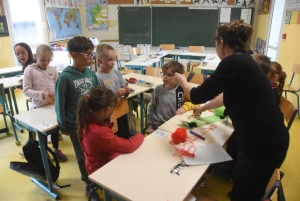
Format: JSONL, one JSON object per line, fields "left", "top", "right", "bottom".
{"left": 176, "top": 108, "right": 186, "bottom": 115}
{"left": 125, "top": 86, "right": 130, "bottom": 94}
{"left": 193, "top": 105, "right": 204, "bottom": 116}
{"left": 116, "top": 88, "right": 127, "bottom": 97}
{"left": 145, "top": 128, "right": 154, "bottom": 134}
{"left": 42, "top": 91, "right": 54, "bottom": 100}
{"left": 18, "top": 79, "right": 23, "bottom": 84}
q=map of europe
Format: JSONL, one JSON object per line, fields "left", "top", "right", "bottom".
{"left": 46, "top": 8, "right": 82, "bottom": 42}
{"left": 86, "top": 0, "right": 108, "bottom": 30}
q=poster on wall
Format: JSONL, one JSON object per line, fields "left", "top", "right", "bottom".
{"left": 86, "top": 0, "right": 109, "bottom": 31}
{"left": 0, "top": 16, "right": 10, "bottom": 37}
{"left": 258, "top": 0, "right": 271, "bottom": 15}
{"left": 254, "top": 38, "right": 266, "bottom": 54}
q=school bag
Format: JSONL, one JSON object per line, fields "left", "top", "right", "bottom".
{"left": 10, "top": 133, "right": 69, "bottom": 187}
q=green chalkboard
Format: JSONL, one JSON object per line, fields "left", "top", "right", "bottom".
{"left": 118, "top": 7, "right": 151, "bottom": 46}
{"left": 152, "top": 7, "right": 219, "bottom": 47}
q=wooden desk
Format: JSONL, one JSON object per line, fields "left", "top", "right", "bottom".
{"left": 198, "top": 55, "right": 220, "bottom": 75}
{"left": 0, "top": 66, "right": 22, "bottom": 78}
{"left": 89, "top": 110, "right": 234, "bottom": 201}
{"left": 14, "top": 105, "right": 61, "bottom": 200}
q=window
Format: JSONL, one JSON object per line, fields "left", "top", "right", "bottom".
{"left": 266, "top": 0, "right": 286, "bottom": 61}
{"left": 5, "top": 0, "right": 47, "bottom": 64}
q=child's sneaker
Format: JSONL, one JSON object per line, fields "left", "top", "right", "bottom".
{"left": 54, "top": 149, "right": 68, "bottom": 162}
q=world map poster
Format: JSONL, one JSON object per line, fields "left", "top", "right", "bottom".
{"left": 86, "top": 0, "right": 108, "bottom": 31}
{"left": 46, "top": 7, "right": 82, "bottom": 42}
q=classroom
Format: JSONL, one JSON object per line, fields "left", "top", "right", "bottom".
{"left": 0, "top": 0, "right": 299, "bottom": 201}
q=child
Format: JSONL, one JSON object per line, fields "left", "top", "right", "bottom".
{"left": 270, "top": 61, "right": 287, "bottom": 103}
{"left": 95, "top": 44, "right": 131, "bottom": 139}
{"left": 14, "top": 42, "right": 35, "bottom": 75}
{"left": 76, "top": 86, "right": 144, "bottom": 175}
{"left": 23, "top": 44, "right": 67, "bottom": 162}
{"left": 146, "top": 61, "right": 195, "bottom": 134}
{"left": 55, "top": 36, "right": 99, "bottom": 197}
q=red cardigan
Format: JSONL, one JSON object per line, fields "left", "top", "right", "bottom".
{"left": 81, "top": 118, "right": 144, "bottom": 175}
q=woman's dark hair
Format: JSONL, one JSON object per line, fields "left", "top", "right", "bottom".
{"left": 14, "top": 42, "right": 35, "bottom": 72}
{"left": 214, "top": 20, "right": 253, "bottom": 52}
{"left": 76, "top": 86, "right": 117, "bottom": 137}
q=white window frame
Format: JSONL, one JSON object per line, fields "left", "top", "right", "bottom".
{"left": 265, "top": 0, "right": 287, "bottom": 61}
{"left": 3, "top": 0, "right": 47, "bottom": 66}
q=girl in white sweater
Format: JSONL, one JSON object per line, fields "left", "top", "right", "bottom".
{"left": 23, "top": 44, "right": 67, "bottom": 162}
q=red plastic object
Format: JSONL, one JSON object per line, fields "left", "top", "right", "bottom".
{"left": 125, "top": 78, "right": 137, "bottom": 84}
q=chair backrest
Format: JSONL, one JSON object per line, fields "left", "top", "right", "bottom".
{"left": 184, "top": 72, "right": 203, "bottom": 85}
{"left": 159, "top": 44, "right": 175, "bottom": 51}
{"left": 279, "top": 96, "right": 297, "bottom": 131}
{"left": 292, "top": 63, "right": 300, "bottom": 75}
{"left": 129, "top": 47, "right": 141, "bottom": 56}
{"left": 115, "top": 52, "right": 122, "bottom": 71}
{"left": 262, "top": 168, "right": 285, "bottom": 201}
{"left": 145, "top": 66, "right": 161, "bottom": 78}
{"left": 189, "top": 46, "right": 204, "bottom": 53}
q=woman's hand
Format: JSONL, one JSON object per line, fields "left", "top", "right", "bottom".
{"left": 18, "top": 79, "right": 23, "bottom": 84}
{"left": 176, "top": 108, "right": 186, "bottom": 115}
{"left": 174, "top": 72, "right": 188, "bottom": 86}
{"left": 42, "top": 91, "right": 54, "bottom": 100}
{"left": 193, "top": 105, "right": 205, "bottom": 116}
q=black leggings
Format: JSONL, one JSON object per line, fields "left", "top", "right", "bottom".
{"left": 115, "top": 114, "right": 131, "bottom": 139}
{"left": 43, "top": 132, "right": 59, "bottom": 149}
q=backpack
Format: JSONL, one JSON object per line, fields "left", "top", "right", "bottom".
{"left": 10, "top": 133, "right": 69, "bottom": 187}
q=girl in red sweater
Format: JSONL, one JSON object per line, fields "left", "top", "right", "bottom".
{"left": 76, "top": 86, "right": 144, "bottom": 175}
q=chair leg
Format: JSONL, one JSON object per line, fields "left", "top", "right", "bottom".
{"left": 6, "top": 112, "right": 20, "bottom": 145}
{"left": 294, "top": 92, "right": 300, "bottom": 115}
{"left": 26, "top": 100, "right": 29, "bottom": 111}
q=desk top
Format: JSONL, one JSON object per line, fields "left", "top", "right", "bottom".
{"left": 0, "top": 66, "right": 22, "bottom": 75}
{"left": 89, "top": 129, "right": 210, "bottom": 201}
{"left": 125, "top": 57, "right": 160, "bottom": 66}
{"left": 198, "top": 55, "right": 220, "bottom": 71}
{"left": 159, "top": 110, "right": 233, "bottom": 146}
{"left": 14, "top": 105, "right": 57, "bottom": 133}
{"left": 0, "top": 76, "right": 22, "bottom": 88}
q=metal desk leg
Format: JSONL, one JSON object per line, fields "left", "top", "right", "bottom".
{"left": 140, "top": 93, "right": 144, "bottom": 133}
{"left": 10, "top": 88, "right": 19, "bottom": 114}
{"left": 31, "top": 131, "right": 59, "bottom": 200}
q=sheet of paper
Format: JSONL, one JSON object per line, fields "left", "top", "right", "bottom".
{"left": 183, "top": 143, "right": 232, "bottom": 165}
{"left": 152, "top": 129, "right": 170, "bottom": 138}
{"left": 220, "top": 8, "right": 231, "bottom": 23}
{"left": 38, "top": 121, "right": 54, "bottom": 129}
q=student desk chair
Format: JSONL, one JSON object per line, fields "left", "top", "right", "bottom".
{"left": 279, "top": 96, "right": 297, "bottom": 131}
{"left": 0, "top": 83, "right": 19, "bottom": 145}
{"left": 283, "top": 63, "right": 300, "bottom": 115}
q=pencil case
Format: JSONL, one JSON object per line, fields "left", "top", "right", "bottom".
{"left": 136, "top": 80, "right": 154, "bottom": 87}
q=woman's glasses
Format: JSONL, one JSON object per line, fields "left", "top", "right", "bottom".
{"left": 76, "top": 52, "right": 95, "bottom": 59}
{"left": 160, "top": 72, "right": 174, "bottom": 79}
{"left": 170, "top": 160, "right": 189, "bottom": 176}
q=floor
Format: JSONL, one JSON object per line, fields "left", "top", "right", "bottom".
{"left": 1, "top": 77, "right": 300, "bottom": 201}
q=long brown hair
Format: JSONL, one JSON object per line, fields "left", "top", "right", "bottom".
{"left": 214, "top": 20, "right": 253, "bottom": 52}
{"left": 270, "top": 62, "right": 286, "bottom": 97}
{"left": 76, "top": 86, "right": 117, "bottom": 137}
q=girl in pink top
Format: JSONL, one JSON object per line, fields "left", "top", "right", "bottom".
{"left": 23, "top": 44, "right": 67, "bottom": 162}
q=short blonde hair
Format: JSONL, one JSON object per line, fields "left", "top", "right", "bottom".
{"left": 96, "top": 44, "right": 115, "bottom": 59}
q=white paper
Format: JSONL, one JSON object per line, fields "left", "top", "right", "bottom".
{"left": 183, "top": 143, "right": 232, "bottom": 165}
{"left": 220, "top": 8, "right": 231, "bottom": 23}
{"left": 152, "top": 129, "right": 170, "bottom": 138}
{"left": 38, "top": 121, "right": 54, "bottom": 129}
{"left": 45, "top": 0, "right": 53, "bottom": 7}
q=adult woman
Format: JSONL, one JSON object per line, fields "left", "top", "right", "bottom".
{"left": 175, "top": 20, "right": 289, "bottom": 201}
